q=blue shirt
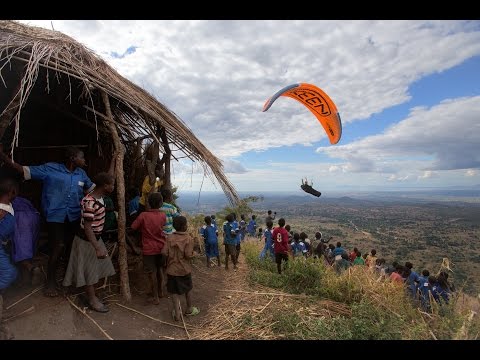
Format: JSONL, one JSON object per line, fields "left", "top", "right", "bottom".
{"left": 128, "top": 195, "right": 140, "bottom": 216}
{"left": 25, "top": 162, "right": 94, "bottom": 222}
{"left": 247, "top": 219, "right": 256, "bottom": 235}
{"left": 0, "top": 211, "right": 16, "bottom": 246}
{"left": 223, "top": 221, "right": 236, "bottom": 245}
{"left": 200, "top": 224, "right": 218, "bottom": 245}
{"left": 232, "top": 220, "right": 240, "bottom": 245}
{"left": 0, "top": 211, "right": 17, "bottom": 290}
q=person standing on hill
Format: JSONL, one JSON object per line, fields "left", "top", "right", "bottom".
{"left": 272, "top": 218, "right": 289, "bottom": 274}
{"left": 247, "top": 215, "right": 257, "bottom": 237}
{"left": 265, "top": 210, "right": 276, "bottom": 225}
{"left": 259, "top": 220, "right": 274, "bottom": 260}
{"left": 222, "top": 213, "right": 238, "bottom": 271}
{"left": 200, "top": 215, "right": 220, "bottom": 267}
{"left": 0, "top": 146, "right": 95, "bottom": 297}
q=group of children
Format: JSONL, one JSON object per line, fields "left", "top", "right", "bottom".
{"left": 206, "top": 212, "right": 456, "bottom": 312}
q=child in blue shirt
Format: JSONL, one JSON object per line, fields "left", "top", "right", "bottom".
{"left": 200, "top": 216, "right": 220, "bottom": 267}
{"left": 259, "top": 220, "right": 275, "bottom": 260}
{"left": 222, "top": 214, "right": 238, "bottom": 271}
{"left": 0, "top": 177, "right": 19, "bottom": 291}
{"left": 247, "top": 215, "right": 257, "bottom": 237}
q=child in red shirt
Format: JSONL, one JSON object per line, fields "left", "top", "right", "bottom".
{"left": 131, "top": 192, "right": 167, "bottom": 304}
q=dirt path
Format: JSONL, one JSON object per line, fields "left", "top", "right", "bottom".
{"left": 2, "top": 254, "right": 237, "bottom": 340}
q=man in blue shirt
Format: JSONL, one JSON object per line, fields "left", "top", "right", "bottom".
{"left": 0, "top": 146, "right": 95, "bottom": 297}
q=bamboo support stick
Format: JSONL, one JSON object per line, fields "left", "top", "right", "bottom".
{"left": 115, "top": 303, "right": 195, "bottom": 330}
{"left": 2, "top": 306, "right": 35, "bottom": 323}
{"left": 217, "top": 289, "right": 309, "bottom": 298}
{"left": 6, "top": 285, "right": 44, "bottom": 310}
{"left": 66, "top": 296, "right": 113, "bottom": 340}
{"left": 101, "top": 90, "right": 131, "bottom": 302}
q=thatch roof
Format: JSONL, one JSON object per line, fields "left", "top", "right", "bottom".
{"left": 0, "top": 20, "right": 239, "bottom": 205}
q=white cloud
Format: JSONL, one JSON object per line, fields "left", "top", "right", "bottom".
{"left": 418, "top": 171, "right": 438, "bottom": 179}
{"left": 14, "top": 20, "right": 480, "bottom": 192}
{"left": 317, "top": 96, "right": 480, "bottom": 176}
{"left": 18, "top": 20, "right": 480, "bottom": 160}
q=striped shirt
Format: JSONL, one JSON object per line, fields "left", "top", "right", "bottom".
{"left": 159, "top": 202, "right": 179, "bottom": 235}
{"left": 80, "top": 194, "right": 105, "bottom": 235}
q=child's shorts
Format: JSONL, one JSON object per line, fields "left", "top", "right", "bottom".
{"left": 143, "top": 254, "right": 166, "bottom": 273}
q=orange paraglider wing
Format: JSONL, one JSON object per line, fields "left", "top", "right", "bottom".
{"left": 262, "top": 83, "right": 342, "bottom": 145}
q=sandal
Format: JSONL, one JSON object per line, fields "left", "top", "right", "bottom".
{"left": 184, "top": 306, "right": 200, "bottom": 316}
{"left": 88, "top": 302, "right": 109, "bottom": 313}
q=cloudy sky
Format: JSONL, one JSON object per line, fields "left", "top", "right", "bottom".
{"left": 19, "top": 20, "right": 480, "bottom": 195}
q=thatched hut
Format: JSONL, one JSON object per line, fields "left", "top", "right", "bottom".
{"left": 0, "top": 20, "right": 240, "bottom": 300}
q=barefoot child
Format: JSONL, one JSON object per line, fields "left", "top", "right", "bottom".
{"left": 162, "top": 216, "right": 199, "bottom": 321}
{"left": 131, "top": 192, "right": 167, "bottom": 304}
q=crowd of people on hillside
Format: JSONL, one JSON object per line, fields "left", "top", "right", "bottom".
{"left": 197, "top": 209, "right": 456, "bottom": 314}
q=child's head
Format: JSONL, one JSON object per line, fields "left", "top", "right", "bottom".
{"left": 251, "top": 214, "right": 256, "bottom": 220}
{"left": 226, "top": 213, "right": 234, "bottom": 223}
{"left": 336, "top": 241, "right": 342, "bottom": 248}
{"left": 285, "top": 224, "right": 290, "bottom": 232}
{"left": 148, "top": 192, "right": 163, "bottom": 209}
{"left": 300, "top": 232, "right": 307, "bottom": 240}
{"left": 353, "top": 247, "right": 358, "bottom": 253}
{"left": 160, "top": 188, "right": 173, "bottom": 203}
{"left": 94, "top": 172, "right": 115, "bottom": 194}
{"left": 266, "top": 220, "right": 273, "bottom": 229}
{"left": 362, "top": 252, "right": 368, "bottom": 260}
{"left": 278, "top": 218, "right": 286, "bottom": 227}
{"left": 268, "top": 210, "right": 272, "bottom": 215}
{"left": 371, "top": 249, "right": 377, "bottom": 256}
{"left": 204, "top": 215, "right": 212, "bottom": 225}
{"left": 258, "top": 227, "right": 263, "bottom": 233}
{"left": 328, "top": 244, "right": 335, "bottom": 250}
{"left": 241, "top": 214, "right": 245, "bottom": 220}
{"left": 422, "top": 269, "right": 430, "bottom": 277}
{"left": 293, "top": 233, "right": 300, "bottom": 242}
{"left": 211, "top": 214, "right": 216, "bottom": 220}
{"left": 230, "top": 212, "right": 237, "bottom": 220}
{"left": 0, "top": 176, "right": 18, "bottom": 201}
{"left": 315, "top": 231, "right": 322, "bottom": 240}
{"left": 341, "top": 252, "right": 349, "bottom": 260}
{"left": 378, "top": 258, "right": 386, "bottom": 265}
{"left": 173, "top": 215, "right": 187, "bottom": 232}
{"left": 356, "top": 250, "right": 362, "bottom": 258}
{"left": 405, "top": 261, "right": 413, "bottom": 270}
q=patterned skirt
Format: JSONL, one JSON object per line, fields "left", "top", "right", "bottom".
{"left": 63, "top": 235, "right": 116, "bottom": 288}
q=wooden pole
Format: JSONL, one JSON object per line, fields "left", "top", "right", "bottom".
{"left": 160, "top": 128, "right": 171, "bottom": 189}
{"left": 101, "top": 90, "right": 131, "bottom": 302}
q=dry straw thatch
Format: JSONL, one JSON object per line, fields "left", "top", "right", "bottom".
{"left": 0, "top": 20, "right": 239, "bottom": 205}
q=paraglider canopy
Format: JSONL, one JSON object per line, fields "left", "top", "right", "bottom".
{"left": 301, "top": 178, "right": 321, "bottom": 197}
{"left": 262, "top": 83, "right": 342, "bottom": 145}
